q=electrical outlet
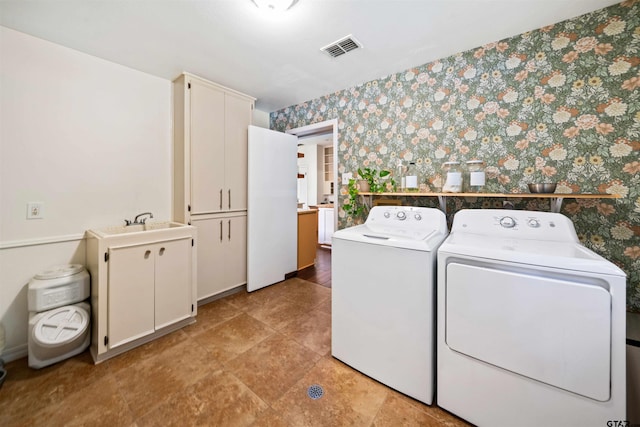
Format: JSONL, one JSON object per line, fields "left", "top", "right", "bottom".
{"left": 27, "top": 202, "right": 44, "bottom": 219}
{"left": 342, "top": 172, "right": 352, "bottom": 184}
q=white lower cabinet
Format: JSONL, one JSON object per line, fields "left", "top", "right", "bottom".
{"left": 192, "top": 213, "right": 247, "bottom": 301}
{"left": 318, "top": 208, "right": 335, "bottom": 245}
{"left": 108, "top": 238, "right": 192, "bottom": 348}
{"left": 107, "top": 244, "right": 155, "bottom": 349}
{"left": 86, "top": 224, "right": 197, "bottom": 363}
{"left": 154, "top": 240, "right": 193, "bottom": 329}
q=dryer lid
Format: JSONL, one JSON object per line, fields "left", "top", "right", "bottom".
{"left": 33, "top": 305, "right": 89, "bottom": 346}
{"left": 439, "top": 233, "right": 626, "bottom": 276}
{"left": 34, "top": 264, "right": 85, "bottom": 280}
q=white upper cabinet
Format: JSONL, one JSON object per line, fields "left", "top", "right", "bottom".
{"left": 190, "top": 80, "right": 226, "bottom": 214}
{"left": 173, "top": 73, "right": 255, "bottom": 221}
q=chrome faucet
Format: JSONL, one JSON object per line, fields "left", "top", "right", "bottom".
{"left": 125, "top": 212, "right": 154, "bottom": 226}
{"left": 134, "top": 212, "right": 153, "bottom": 224}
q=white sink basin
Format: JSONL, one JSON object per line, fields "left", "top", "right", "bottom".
{"left": 91, "top": 221, "right": 188, "bottom": 237}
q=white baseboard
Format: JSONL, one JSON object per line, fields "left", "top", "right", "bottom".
{"left": 1, "top": 344, "right": 27, "bottom": 363}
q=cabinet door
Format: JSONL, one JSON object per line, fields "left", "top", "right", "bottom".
{"left": 155, "top": 238, "right": 192, "bottom": 329}
{"left": 108, "top": 245, "right": 155, "bottom": 348}
{"left": 225, "top": 93, "right": 252, "bottom": 211}
{"left": 317, "top": 209, "right": 326, "bottom": 244}
{"left": 225, "top": 215, "right": 247, "bottom": 288}
{"left": 191, "top": 216, "right": 227, "bottom": 300}
{"left": 297, "top": 212, "right": 317, "bottom": 270}
{"left": 325, "top": 209, "right": 335, "bottom": 243}
{"left": 190, "top": 80, "right": 225, "bottom": 214}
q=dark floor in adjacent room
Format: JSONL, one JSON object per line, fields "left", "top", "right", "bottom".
{"left": 0, "top": 246, "right": 469, "bottom": 426}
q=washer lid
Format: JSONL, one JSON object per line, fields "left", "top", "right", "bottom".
{"left": 34, "top": 264, "right": 85, "bottom": 280}
{"left": 334, "top": 223, "right": 446, "bottom": 251}
{"left": 33, "top": 305, "right": 89, "bottom": 345}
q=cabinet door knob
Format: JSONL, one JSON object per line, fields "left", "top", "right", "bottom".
{"left": 144, "top": 250, "right": 151, "bottom": 258}
{"left": 220, "top": 220, "right": 223, "bottom": 241}
{"left": 228, "top": 219, "right": 231, "bottom": 240}
{"left": 228, "top": 189, "right": 231, "bottom": 210}
{"left": 219, "top": 189, "right": 223, "bottom": 210}
{"left": 159, "top": 247, "right": 166, "bottom": 255}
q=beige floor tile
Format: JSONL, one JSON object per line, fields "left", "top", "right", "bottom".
{"left": 193, "top": 312, "right": 275, "bottom": 363}
{"left": 280, "top": 279, "right": 331, "bottom": 312}
{"left": 272, "top": 356, "right": 389, "bottom": 426}
{"left": 385, "top": 391, "right": 472, "bottom": 426}
{"left": 280, "top": 308, "right": 331, "bottom": 356}
{"left": 0, "top": 351, "right": 110, "bottom": 426}
{"left": 22, "top": 374, "right": 136, "bottom": 427}
{"left": 136, "top": 370, "right": 269, "bottom": 427}
{"left": 225, "top": 284, "right": 291, "bottom": 312}
{"left": 104, "top": 328, "right": 190, "bottom": 374}
{"left": 248, "top": 296, "right": 316, "bottom": 331}
{"left": 226, "top": 333, "right": 321, "bottom": 404}
{"left": 226, "top": 278, "right": 329, "bottom": 315}
{"left": 250, "top": 408, "right": 295, "bottom": 427}
{"left": 2, "top": 275, "right": 463, "bottom": 426}
{"left": 314, "top": 297, "right": 332, "bottom": 315}
{"left": 423, "top": 406, "right": 472, "bottom": 426}
{"left": 113, "top": 337, "right": 217, "bottom": 418}
{"left": 389, "top": 389, "right": 471, "bottom": 426}
{"left": 183, "top": 298, "right": 242, "bottom": 337}
{"left": 372, "top": 393, "right": 444, "bottom": 426}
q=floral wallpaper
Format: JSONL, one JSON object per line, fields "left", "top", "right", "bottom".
{"left": 271, "top": 1, "right": 640, "bottom": 311}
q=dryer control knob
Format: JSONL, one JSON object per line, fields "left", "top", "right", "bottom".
{"left": 500, "top": 216, "right": 516, "bottom": 228}
{"left": 384, "top": 212, "right": 390, "bottom": 218}
{"left": 528, "top": 219, "right": 540, "bottom": 228}
{"left": 414, "top": 213, "right": 422, "bottom": 221}
{"left": 396, "top": 211, "right": 407, "bottom": 220}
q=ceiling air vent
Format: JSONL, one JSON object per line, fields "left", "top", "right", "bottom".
{"left": 321, "top": 35, "right": 362, "bottom": 58}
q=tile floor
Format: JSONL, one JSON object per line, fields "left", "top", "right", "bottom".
{"left": 0, "top": 273, "right": 469, "bottom": 426}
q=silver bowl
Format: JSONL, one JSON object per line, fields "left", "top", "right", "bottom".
{"left": 528, "top": 183, "right": 557, "bottom": 194}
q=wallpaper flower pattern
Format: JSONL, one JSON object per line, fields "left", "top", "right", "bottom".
{"left": 271, "top": 1, "right": 640, "bottom": 311}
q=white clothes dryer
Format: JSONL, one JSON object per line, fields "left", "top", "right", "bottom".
{"left": 332, "top": 206, "right": 448, "bottom": 405}
{"left": 28, "top": 264, "right": 91, "bottom": 369}
{"left": 437, "top": 209, "right": 626, "bottom": 426}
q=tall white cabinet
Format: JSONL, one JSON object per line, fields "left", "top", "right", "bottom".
{"left": 173, "top": 73, "right": 255, "bottom": 301}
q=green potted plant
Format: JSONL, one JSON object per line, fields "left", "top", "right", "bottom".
{"left": 343, "top": 168, "right": 395, "bottom": 220}
{"left": 343, "top": 178, "right": 365, "bottom": 218}
{"left": 357, "top": 167, "right": 393, "bottom": 193}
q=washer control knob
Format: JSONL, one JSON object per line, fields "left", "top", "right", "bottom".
{"left": 414, "top": 213, "right": 422, "bottom": 221}
{"left": 384, "top": 212, "right": 390, "bottom": 218}
{"left": 500, "top": 216, "right": 516, "bottom": 228}
{"left": 528, "top": 218, "right": 540, "bottom": 228}
{"left": 396, "top": 211, "right": 407, "bottom": 220}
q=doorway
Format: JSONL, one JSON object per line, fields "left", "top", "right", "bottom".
{"left": 286, "top": 119, "right": 338, "bottom": 232}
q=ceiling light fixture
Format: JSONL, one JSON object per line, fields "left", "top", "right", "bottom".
{"left": 252, "top": 0, "right": 298, "bottom": 12}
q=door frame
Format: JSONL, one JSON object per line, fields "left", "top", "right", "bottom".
{"left": 286, "top": 119, "right": 338, "bottom": 233}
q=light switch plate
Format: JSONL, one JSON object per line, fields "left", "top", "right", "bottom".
{"left": 342, "top": 172, "right": 352, "bottom": 184}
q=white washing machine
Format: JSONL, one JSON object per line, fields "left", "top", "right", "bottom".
{"left": 437, "top": 209, "right": 626, "bottom": 426}
{"left": 332, "top": 206, "right": 448, "bottom": 404}
{"left": 28, "top": 264, "right": 91, "bottom": 369}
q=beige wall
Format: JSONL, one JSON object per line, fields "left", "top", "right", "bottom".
{"left": 0, "top": 27, "right": 172, "bottom": 359}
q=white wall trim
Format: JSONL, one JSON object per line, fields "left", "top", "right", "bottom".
{"left": 1, "top": 343, "right": 27, "bottom": 363}
{"left": 0, "top": 234, "right": 85, "bottom": 250}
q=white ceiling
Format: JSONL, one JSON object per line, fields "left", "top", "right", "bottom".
{"left": 0, "top": 0, "right": 621, "bottom": 112}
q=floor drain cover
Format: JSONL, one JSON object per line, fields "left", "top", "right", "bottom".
{"left": 307, "top": 384, "right": 324, "bottom": 400}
